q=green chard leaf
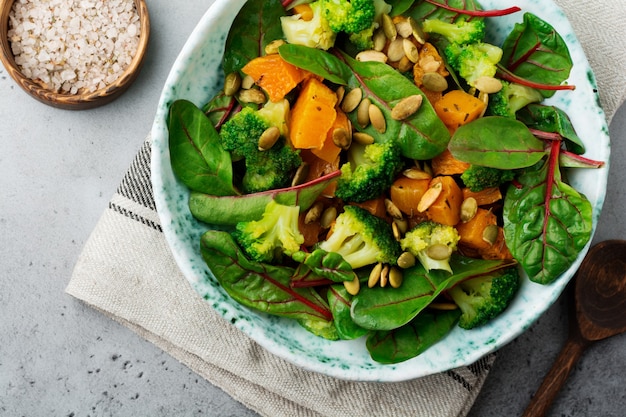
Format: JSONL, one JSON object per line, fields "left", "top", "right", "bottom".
{"left": 327, "top": 285, "right": 369, "bottom": 340}
{"left": 516, "top": 104, "right": 585, "bottom": 154}
{"left": 188, "top": 170, "right": 341, "bottom": 225}
{"left": 201, "top": 91, "right": 238, "bottom": 130}
{"left": 291, "top": 249, "right": 357, "bottom": 285}
{"left": 168, "top": 99, "right": 239, "bottom": 196}
{"left": 449, "top": 116, "right": 546, "bottom": 169}
{"left": 503, "top": 140, "right": 593, "bottom": 284}
{"left": 200, "top": 231, "right": 333, "bottom": 321}
{"left": 366, "top": 309, "right": 461, "bottom": 364}
{"left": 278, "top": 44, "right": 353, "bottom": 86}
{"left": 350, "top": 255, "right": 515, "bottom": 330}
{"left": 500, "top": 13, "right": 573, "bottom": 98}
{"left": 222, "top": 0, "right": 285, "bottom": 75}
{"left": 401, "top": 0, "right": 484, "bottom": 22}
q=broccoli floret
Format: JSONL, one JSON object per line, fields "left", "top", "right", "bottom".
{"left": 345, "top": 0, "right": 392, "bottom": 51}
{"left": 460, "top": 164, "right": 516, "bottom": 192}
{"left": 320, "top": 0, "right": 376, "bottom": 34}
{"left": 421, "top": 18, "right": 486, "bottom": 46}
{"left": 487, "top": 80, "right": 544, "bottom": 119}
{"left": 281, "top": 0, "right": 337, "bottom": 50}
{"left": 444, "top": 42, "right": 503, "bottom": 88}
{"left": 219, "top": 106, "right": 302, "bottom": 193}
{"left": 400, "top": 221, "right": 460, "bottom": 273}
{"left": 232, "top": 200, "right": 304, "bottom": 263}
{"left": 447, "top": 266, "right": 520, "bottom": 329}
{"left": 318, "top": 205, "right": 401, "bottom": 269}
{"left": 335, "top": 141, "right": 403, "bottom": 203}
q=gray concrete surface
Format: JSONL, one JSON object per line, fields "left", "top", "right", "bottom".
{"left": 1, "top": 1, "right": 624, "bottom": 416}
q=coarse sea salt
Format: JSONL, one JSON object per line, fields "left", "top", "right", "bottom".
{"left": 8, "top": 0, "right": 141, "bottom": 94}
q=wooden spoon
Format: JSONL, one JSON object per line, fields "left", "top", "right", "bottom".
{"left": 522, "top": 240, "right": 626, "bottom": 417}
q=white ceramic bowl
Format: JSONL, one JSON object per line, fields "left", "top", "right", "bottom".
{"left": 151, "top": 0, "right": 609, "bottom": 381}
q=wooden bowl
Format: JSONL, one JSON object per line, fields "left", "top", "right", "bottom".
{"left": 0, "top": 0, "right": 150, "bottom": 110}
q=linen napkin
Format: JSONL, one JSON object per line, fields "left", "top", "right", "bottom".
{"left": 66, "top": 1, "right": 626, "bottom": 416}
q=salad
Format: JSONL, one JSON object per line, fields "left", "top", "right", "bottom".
{"left": 165, "top": 0, "right": 605, "bottom": 364}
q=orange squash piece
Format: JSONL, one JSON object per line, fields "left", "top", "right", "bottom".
{"left": 431, "top": 149, "right": 471, "bottom": 176}
{"left": 293, "top": 3, "right": 314, "bottom": 21}
{"left": 390, "top": 176, "right": 432, "bottom": 217}
{"left": 434, "top": 90, "right": 486, "bottom": 131}
{"left": 462, "top": 187, "right": 503, "bottom": 206}
{"left": 242, "top": 54, "right": 308, "bottom": 102}
{"left": 289, "top": 78, "right": 338, "bottom": 150}
{"left": 311, "top": 108, "right": 349, "bottom": 163}
{"left": 425, "top": 176, "right": 463, "bottom": 226}
{"left": 352, "top": 196, "right": 388, "bottom": 219}
{"left": 478, "top": 226, "right": 513, "bottom": 260}
{"left": 299, "top": 211, "right": 323, "bottom": 247}
{"left": 456, "top": 207, "right": 497, "bottom": 250}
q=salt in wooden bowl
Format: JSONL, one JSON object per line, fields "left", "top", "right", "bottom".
{"left": 0, "top": 0, "right": 150, "bottom": 110}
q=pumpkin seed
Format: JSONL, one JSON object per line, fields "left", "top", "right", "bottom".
{"left": 403, "top": 38, "right": 419, "bottom": 63}
{"left": 356, "top": 50, "right": 388, "bottom": 63}
{"left": 380, "top": 265, "right": 390, "bottom": 287}
{"left": 387, "top": 38, "right": 405, "bottom": 62}
{"left": 344, "top": 274, "right": 360, "bottom": 295}
{"left": 422, "top": 72, "right": 448, "bottom": 92}
{"left": 320, "top": 206, "right": 337, "bottom": 229}
{"left": 264, "top": 39, "right": 285, "bottom": 55}
{"left": 408, "top": 16, "right": 426, "bottom": 44}
{"left": 397, "top": 251, "right": 416, "bottom": 269}
{"left": 395, "top": 19, "right": 412, "bottom": 38}
{"left": 402, "top": 167, "right": 431, "bottom": 180}
{"left": 391, "top": 94, "right": 423, "bottom": 120}
{"left": 385, "top": 198, "right": 403, "bottom": 219}
{"left": 397, "top": 55, "right": 414, "bottom": 73}
{"left": 427, "top": 244, "right": 452, "bottom": 260}
{"left": 393, "top": 217, "right": 409, "bottom": 235}
{"left": 417, "top": 182, "right": 443, "bottom": 212}
{"left": 389, "top": 266, "right": 403, "bottom": 288}
{"left": 258, "top": 126, "right": 281, "bottom": 151}
{"left": 392, "top": 221, "right": 402, "bottom": 241}
{"left": 241, "top": 74, "right": 255, "bottom": 89}
{"left": 381, "top": 13, "right": 397, "bottom": 40}
{"left": 238, "top": 88, "right": 266, "bottom": 104}
{"left": 224, "top": 72, "right": 241, "bottom": 96}
{"left": 368, "top": 262, "right": 383, "bottom": 288}
{"left": 368, "top": 103, "right": 386, "bottom": 133}
{"left": 341, "top": 87, "right": 363, "bottom": 113}
{"left": 335, "top": 85, "right": 345, "bottom": 104}
{"left": 482, "top": 224, "right": 499, "bottom": 246}
{"left": 373, "top": 28, "right": 387, "bottom": 52}
{"left": 291, "top": 162, "right": 310, "bottom": 187}
{"left": 357, "top": 98, "right": 371, "bottom": 128}
{"left": 460, "top": 197, "right": 478, "bottom": 223}
{"left": 352, "top": 132, "right": 375, "bottom": 145}
{"left": 304, "top": 201, "right": 324, "bottom": 224}
{"left": 332, "top": 127, "right": 352, "bottom": 150}
{"left": 474, "top": 76, "right": 503, "bottom": 94}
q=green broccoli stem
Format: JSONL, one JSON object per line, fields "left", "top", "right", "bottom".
{"left": 423, "top": 0, "right": 521, "bottom": 17}
{"left": 497, "top": 65, "right": 576, "bottom": 91}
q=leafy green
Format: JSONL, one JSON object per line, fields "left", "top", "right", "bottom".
{"left": 449, "top": 116, "right": 546, "bottom": 169}
{"left": 222, "top": 0, "right": 285, "bottom": 75}
{"left": 366, "top": 309, "right": 461, "bottom": 364}
{"left": 188, "top": 170, "right": 341, "bottom": 226}
{"left": 200, "top": 230, "right": 333, "bottom": 321}
{"left": 503, "top": 141, "right": 593, "bottom": 284}
{"left": 328, "top": 285, "right": 369, "bottom": 340}
{"left": 167, "top": 99, "right": 239, "bottom": 196}
{"left": 350, "top": 255, "right": 515, "bottom": 330}
{"left": 517, "top": 104, "right": 585, "bottom": 155}
{"left": 500, "top": 13, "right": 573, "bottom": 97}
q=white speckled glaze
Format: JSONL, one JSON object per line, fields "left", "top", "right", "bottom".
{"left": 151, "top": 0, "right": 609, "bottom": 381}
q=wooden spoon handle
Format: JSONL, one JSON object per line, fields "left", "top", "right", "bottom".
{"left": 522, "top": 335, "right": 588, "bottom": 417}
